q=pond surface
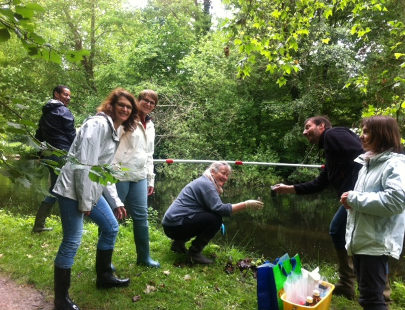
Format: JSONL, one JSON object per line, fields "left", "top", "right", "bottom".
{"left": 1, "top": 161, "right": 404, "bottom": 277}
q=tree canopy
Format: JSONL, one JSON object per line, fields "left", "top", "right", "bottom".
{"left": 1, "top": 0, "right": 404, "bottom": 186}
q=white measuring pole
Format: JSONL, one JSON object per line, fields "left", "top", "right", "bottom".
{"left": 153, "top": 159, "right": 322, "bottom": 168}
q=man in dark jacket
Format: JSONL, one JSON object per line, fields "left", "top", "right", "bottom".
{"left": 32, "top": 85, "right": 76, "bottom": 232}
{"left": 273, "top": 116, "right": 363, "bottom": 300}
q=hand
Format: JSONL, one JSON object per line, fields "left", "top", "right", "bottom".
{"left": 147, "top": 186, "right": 154, "bottom": 196}
{"left": 340, "top": 192, "right": 351, "bottom": 210}
{"left": 114, "top": 206, "right": 127, "bottom": 220}
{"left": 272, "top": 183, "right": 295, "bottom": 194}
{"left": 245, "top": 200, "right": 264, "bottom": 210}
{"left": 83, "top": 211, "right": 91, "bottom": 216}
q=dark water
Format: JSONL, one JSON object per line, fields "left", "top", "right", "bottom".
{"left": 1, "top": 161, "right": 404, "bottom": 277}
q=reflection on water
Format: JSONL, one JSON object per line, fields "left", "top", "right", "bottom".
{"left": 1, "top": 163, "right": 403, "bottom": 277}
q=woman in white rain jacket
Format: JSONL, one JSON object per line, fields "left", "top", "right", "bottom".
{"left": 105, "top": 89, "right": 160, "bottom": 267}
{"left": 52, "top": 88, "right": 137, "bottom": 310}
{"left": 341, "top": 116, "right": 405, "bottom": 310}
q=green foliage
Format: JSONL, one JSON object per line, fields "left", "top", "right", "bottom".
{"left": 392, "top": 281, "right": 405, "bottom": 307}
{"left": 1, "top": 0, "right": 405, "bottom": 187}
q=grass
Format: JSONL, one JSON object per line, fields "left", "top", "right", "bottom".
{"left": 0, "top": 209, "right": 404, "bottom": 310}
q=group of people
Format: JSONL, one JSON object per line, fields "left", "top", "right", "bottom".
{"left": 273, "top": 116, "right": 405, "bottom": 310}
{"left": 35, "top": 86, "right": 263, "bottom": 310}
{"left": 34, "top": 85, "right": 405, "bottom": 310}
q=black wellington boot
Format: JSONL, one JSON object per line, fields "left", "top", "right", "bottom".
{"left": 96, "top": 249, "right": 130, "bottom": 289}
{"left": 54, "top": 265, "right": 80, "bottom": 310}
{"left": 32, "top": 201, "right": 53, "bottom": 232}
{"left": 188, "top": 238, "right": 213, "bottom": 265}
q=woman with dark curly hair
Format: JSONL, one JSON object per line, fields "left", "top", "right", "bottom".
{"left": 52, "top": 88, "right": 137, "bottom": 310}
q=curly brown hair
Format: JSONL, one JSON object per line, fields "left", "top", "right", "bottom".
{"left": 97, "top": 88, "right": 137, "bottom": 131}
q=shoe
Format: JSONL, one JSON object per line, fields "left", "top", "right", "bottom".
{"left": 171, "top": 240, "right": 187, "bottom": 254}
{"left": 188, "top": 244, "right": 213, "bottom": 264}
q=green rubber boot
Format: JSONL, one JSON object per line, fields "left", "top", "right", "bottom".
{"left": 133, "top": 224, "right": 160, "bottom": 268}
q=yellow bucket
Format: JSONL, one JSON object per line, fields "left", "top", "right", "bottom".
{"left": 280, "top": 282, "right": 335, "bottom": 310}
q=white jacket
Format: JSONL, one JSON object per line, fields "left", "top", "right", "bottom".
{"left": 53, "top": 113, "right": 119, "bottom": 212}
{"left": 103, "top": 119, "right": 155, "bottom": 209}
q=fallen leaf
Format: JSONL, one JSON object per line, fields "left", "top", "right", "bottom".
{"left": 144, "top": 284, "right": 157, "bottom": 294}
{"left": 132, "top": 295, "right": 141, "bottom": 302}
{"left": 224, "top": 262, "right": 234, "bottom": 274}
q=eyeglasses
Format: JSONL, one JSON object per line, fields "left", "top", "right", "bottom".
{"left": 116, "top": 102, "right": 133, "bottom": 110}
{"left": 141, "top": 98, "right": 156, "bottom": 106}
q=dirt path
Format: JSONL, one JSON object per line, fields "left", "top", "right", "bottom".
{"left": 0, "top": 273, "right": 53, "bottom": 310}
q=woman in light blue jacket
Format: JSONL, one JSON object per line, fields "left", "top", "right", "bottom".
{"left": 52, "top": 88, "right": 137, "bottom": 310}
{"left": 341, "top": 116, "right": 405, "bottom": 310}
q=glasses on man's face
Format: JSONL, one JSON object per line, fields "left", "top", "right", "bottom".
{"left": 117, "top": 102, "right": 133, "bottom": 110}
{"left": 141, "top": 98, "right": 156, "bottom": 106}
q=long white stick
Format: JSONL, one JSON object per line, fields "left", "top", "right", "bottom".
{"left": 153, "top": 158, "right": 322, "bottom": 168}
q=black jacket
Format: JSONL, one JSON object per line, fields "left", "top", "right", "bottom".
{"left": 35, "top": 99, "right": 76, "bottom": 151}
{"left": 294, "top": 127, "right": 363, "bottom": 197}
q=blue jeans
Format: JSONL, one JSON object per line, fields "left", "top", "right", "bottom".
{"left": 329, "top": 205, "right": 347, "bottom": 250}
{"left": 54, "top": 195, "right": 119, "bottom": 269}
{"left": 116, "top": 179, "right": 148, "bottom": 225}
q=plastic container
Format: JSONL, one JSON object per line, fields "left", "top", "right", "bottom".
{"left": 280, "top": 282, "right": 335, "bottom": 310}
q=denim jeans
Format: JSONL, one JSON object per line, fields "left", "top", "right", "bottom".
{"left": 54, "top": 195, "right": 119, "bottom": 269}
{"left": 329, "top": 205, "right": 347, "bottom": 250}
{"left": 116, "top": 179, "right": 148, "bottom": 225}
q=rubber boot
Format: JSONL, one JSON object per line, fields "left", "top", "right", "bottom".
{"left": 334, "top": 249, "right": 356, "bottom": 300}
{"left": 171, "top": 240, "right": 187, "bottom": 254}
{"left": 32, "top": 201, "right": 53, "bottom": 232}
{"left": 188, "top": 239, "right": 213, "bottom": 265}
{"left": 96, "top": 249, "right": 130, "bottom": 289}
{"left": 54, "top": 265, "right": 80, "bottom": 310}
{"left": 133, "top": 224, "right": 160, "bottom": 267}
{"left": 97, "top": 227, "right": 116, "bottom": 272}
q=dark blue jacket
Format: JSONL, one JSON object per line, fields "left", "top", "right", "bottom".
{"left": 162, "top": 175, "right": 233, "bottom": 227}
{"left": 35, "top": 99, "right": 76, "bottom": 151}
{"left": 294, "top": 127, "right": 363, "bottom": 197}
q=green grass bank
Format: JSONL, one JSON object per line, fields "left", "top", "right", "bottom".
{"left": 0, "top": 210, "right": 405, "bottom": 309}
